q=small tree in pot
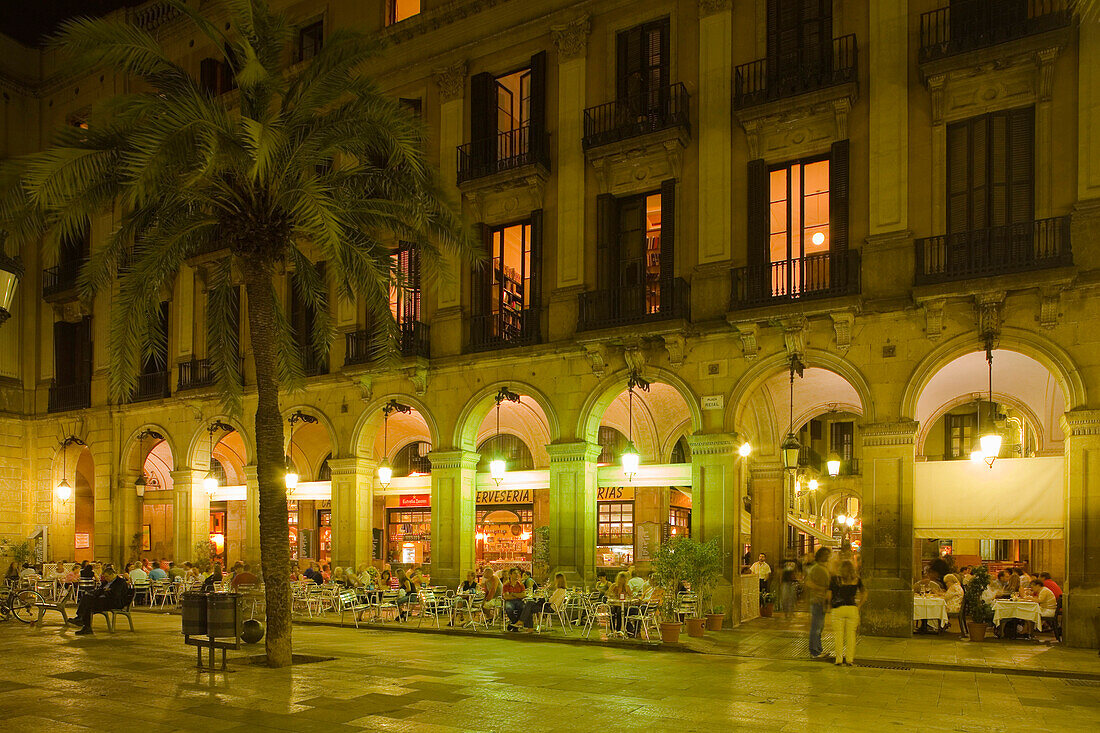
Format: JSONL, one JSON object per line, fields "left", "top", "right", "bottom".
{"left": 650, "top": 536, "right": 694, "bottom": 642}
{"left": 684, "top": 539, "right": 724, "bottom": 631}
{"left": 963, "top": 565, "right": 995, "bottom": 641}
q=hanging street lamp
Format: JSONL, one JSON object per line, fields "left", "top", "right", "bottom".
{"left": 203, "top": 419, "right": 233, "bottom": 498}
{"left": 977, "top": 332, "right": 1002, "bottom": 468}
{"left": 490, "top": 387, "right": 521, "bottom": 486}
{"left": 621, "top": 371, "right": 650, "bottom": 481}
{"left": 0, "top": 237, "right": 24, "bottom": 326}
{"left": 781, "top": 354, "right": 805, "bottom": 471}
{"left": 377, "top": 399, "right": 412, "bottom": 488}
{"left": 134, "top": 429, "right": 163, "bottom": 498}
{"left": 55, "top": 435, "right": 85, "bottom": 504}
{"left": 827, "top": 453, "right": 841, "bottom": 477}
{"left": 285, "top": 410, "right": 319, "bottom": 493}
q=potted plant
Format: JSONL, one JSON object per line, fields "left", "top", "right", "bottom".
{"left": 680, "top": 538, "right": 722, "bottom": 636}
{"left": 760, "top": 591, "right": 775, "bottom": 617}
{"left": 650, "top": 536, "right": 694, "bottom": 643}
{"left": 963, "top": 565, "right": 995, "bottom": 641}
{"left": 706, "top": 605, "right": 726, "bottom": 631}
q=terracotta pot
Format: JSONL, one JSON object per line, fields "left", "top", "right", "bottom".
{"left": 686, "top": 617, "right": 707, "bottom": 637}
{"left": 760, "top": 603, "right": 774, "bottom": 618}
{"left": 969, "top": 622, "right": 988, "bottom": 642}
{"left": 659, "top": 622, "right": 682, "bottom": 643}
{"left": 705, "top": 613, "right": 725, "bottom": 631}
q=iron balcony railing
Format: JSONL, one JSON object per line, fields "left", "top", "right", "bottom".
{"left": 43, "top": 258, "right": 87, "bottom": 298}
{"left": 48, "top": 381, "right": 91, "bottom": 413}
{"left": 131, "top": 370, "right": 171, "bottom": 402}
{"left": 730, "top": 250, "right": 861, "bottom": 309}
{"left": 345, "top": 321, "right": 431, "bottom": 365}
{"left": 300, "top": 346, "right": 328, "bottom": 377}
{"left": 918, "top": 0, "right": 1073, "bottom": 63}
{"left": 915, "top": 216, "right": 1071, "bottom": 286}
{"left": 457, "top": 126, "right": 551, "bottom": 184}
{"left": 582, "top": 82, "right": 690, "bottom": 150}
{"left": 469, "top": 308, "right": 540, "bottom": 352}
{"left": 577, "top": 277, "right": 690, "bottom": 331}
{"left": 734, "top": 35, "right": 858, "bottom": 109}
{"left": 177, "top": 358, "right": 218, "bottom": 391}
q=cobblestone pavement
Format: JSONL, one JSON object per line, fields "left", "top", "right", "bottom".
{"left": 1, "top": 614, "right": 1098, "bottom": 732}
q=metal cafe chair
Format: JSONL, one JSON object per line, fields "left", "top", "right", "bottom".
{"left": 584, "top": 602, "right": 613, "bottom": 639}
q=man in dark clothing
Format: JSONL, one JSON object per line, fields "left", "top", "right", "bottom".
{"left": 71, "top": 566, "right": 128, "bottom": 634}
{"left": 79, "top": 561, "right": 96, "bottom": 580}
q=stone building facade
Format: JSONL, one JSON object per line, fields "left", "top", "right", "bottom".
{"left": 1, "top": 0, "right": 1099, "bottom": 644}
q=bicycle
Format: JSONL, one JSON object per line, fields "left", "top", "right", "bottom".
{"left": 0, "top": 581, "right": 45, "bottom": 623}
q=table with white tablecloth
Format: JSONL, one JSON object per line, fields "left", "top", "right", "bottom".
{"left": 913, "top": 596, "right": 949, "bottom": 628}
{"left": 992, "top": 599, "right": 1042, "bottom": 627}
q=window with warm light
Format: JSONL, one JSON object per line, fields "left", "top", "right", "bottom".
{"left": 386, "top": 0, "right": 421, "bottom": 26}
{"left": 669, "top": 506, "right": 691, "bottom": 537}
{"left": 388, "top": 243, "right": 421, "bottom": 328}
{"left": 945, "top": 412, "right": 978, "bottom": 460}
{"left": 769, "top": 156, "right": 830, "bottom": 296}
{"left": 597, "top": 501, "right": 634, "bottom": 547}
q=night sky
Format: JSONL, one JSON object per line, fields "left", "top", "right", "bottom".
{"left": 0, "top": 0, "right": 144, "bottom": 47}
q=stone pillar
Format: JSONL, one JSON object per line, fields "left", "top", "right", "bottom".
{"left": 551, "top": 16, "right": 589, "bottom": 290}
{"left": 867, "top": 0, "right": 907, "bottom": 237}
{"left": 859, "top": 420, "right": 918, "bottom": 637}
{"left": 428, "top": 449, "right": 478, "bottom": 588}
{"left": 177, "top": 264, "right": 195, "bottom": 360}
{"left": 171, "top": 469, "right": 209, "bottom": 564}
{"left": 749, "top": 460, "right": 785, "bottom": 576}
{"left": 118, "top": 472, "right": 142, "bottom": 564}
{"left": 329, "top": 457, "right": 376, "bottom": 570}
{"left": 431, "top": 61, "right": 468, "bottom": 357}
{"left": 1061, "top": 411, "right": 1100, "bottom": 648}
{"left": 1080, "top": 14, "right": 1100, "bottom": 203}
{"left": 696, "top": 0, "right": 732, "bottom": 264}
{"left": 244, "top": 464, "right": 259, "bottom": 564}
{"left": 687, "top": 433, "right": 741, "bottom": 623}
{"left": 546, "top": 441, "right": 599, "bottom": 583}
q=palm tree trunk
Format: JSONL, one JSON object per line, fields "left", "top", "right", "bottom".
{"left": 242, "top": 258, "right": 293, "bottom": 668}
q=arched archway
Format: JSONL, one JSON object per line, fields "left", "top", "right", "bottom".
{"left": 51, "top": 439, "right": 95, "bottom": 563}
{"left": 577, "top": 367, "right": 702, "bottom": 447}
{"left": 454, "top": 381, "right": 560, "bottom": 455}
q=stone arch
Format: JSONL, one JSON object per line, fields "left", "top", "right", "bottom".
{"left": 577, "top": 367, "right": 703, "bottom": 446}
{"left": 454, "top": 381, "right": 561, "bottom": 453}
{"left": 661, "top": 418, "right": 695, "bottom": 463}
{"left": 726, "top": 349, "right": 877, "bottom": 440}
{"left": 281, "top": 404, "right": 339, "bottom": 456}
{"left": 186, "top": 414, "right": 252, "bottom": 472}
{"left": 915, "top": 391, "right": 1047, "bottom": 457}
{"left": 900, "top": 328, "right": 1086, "bottom": 419}
{"left": 349, "top": 393, "right": 441, "bottom": 461}
{"left": 282, "top": 404, "right": 339, "bottom": 480}
{"left": 120, "top": 423, "right": 179, "bottom": 476}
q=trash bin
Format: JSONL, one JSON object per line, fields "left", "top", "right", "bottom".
{"left": 206, "top": 592, "right": 242, "bottom": 640}
{"left": 181, "top": 592, "right": 208, "bottom": 637}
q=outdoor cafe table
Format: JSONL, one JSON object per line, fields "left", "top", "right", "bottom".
{"left": 993, "top": 599, "right": 1042, "bottom": 628}
{"left": 913, "top": 595, "right": 948, "bottom": 628}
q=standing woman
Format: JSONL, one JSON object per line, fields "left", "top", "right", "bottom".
{"left": 827, "top": 560, "right": 867, "bottom": 666}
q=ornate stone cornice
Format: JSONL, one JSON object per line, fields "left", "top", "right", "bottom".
{"left": 551, "top": 14, "right": 590, "bottom": 60}
{"left": 686, "top": 433, "right": 738, "bottom": 457}
{"left": 546, "top": 441, "right": 601, "bottom": 464}
{"left": 426, "top": 449, "right": 479, "bottom": 470}
{"left": 433, "top": 60, "right": 467, "bottom": 103}
{"left": 698, "top": 0, "right": 733, "bottom": 17}
{"left": 749, "top": 461, "right": 784, "bottom": 481}
{"left": 1061, "top": 410, "right": 1100, "bottom": 437}
{"left": 861, "top": 420, "right": 919, "bottom": 447}
{"left": 326, "top": 457, "right": 376, "bottom": 477}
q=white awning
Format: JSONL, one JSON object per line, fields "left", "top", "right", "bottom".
{"left": 786, "top": 514, "right": 839, "bottom": 545}
{"left": 914, "top": 456, "right": 1064, "bottom": 540}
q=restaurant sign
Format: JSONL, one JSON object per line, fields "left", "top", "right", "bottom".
{"left": 399, "top": 494, "right": 431, "bottom": 508}
{"left": 597, "top": 486, "right": 635, "bottom": 501}
{"left": 476, "top": 489, "right": 532, "bottom": 505}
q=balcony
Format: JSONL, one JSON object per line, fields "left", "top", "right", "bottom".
{"left": 730, "top": 250, "right": 861, "bottom": 310}
{"left": 918, "top": 0, "right": 1072, "bottom": 63}
{"left": 177, "top": 358, "right": 218, "bottom": 391}
{"left": 300, "top": 347, "right": 328, "bottom": 377}
{"left": 131, "top": 370, "right": 170, "bottom": 403}
{"left": 582, "top": 83, "right": 690, "bottom": 150}
{"left": 914, "top": 216, "right": 1071, "bottom": 286}
{"left": 345, "top": 321, "right": 430, "bottom": 365}
{"left": 457, "top": 127, "right": 550, "bottom": 185}
{"left": 577, "top": 278, "right": 690, "bottom": 332}
{"left": 48, "top": 381, "right": 91, "bottom": 413}
{"left": 469, "top": 308, "right": 540, "bottom": 352}
{"left": 43, "top": 258, "right": 87, "bottom": 299}
{"left": 734, "top": 35, "right": 858, "bottom": 110}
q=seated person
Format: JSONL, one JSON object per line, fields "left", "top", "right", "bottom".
{"left": 458, "top": 571, "right": 478, "bottom": 594}
{"left": 1026, "top": 579, "right": 1058, "bottom": 635}
{"left": 627, "top": 569, "right": 646, "bottom": 597}
{"left": 594, "top": 570, "right": 610, "bottom": 598}
{"left": 943, "top": 574, "right": 963, "bottom": 614}
{"left": 230, "top": 563, "right": 258, "bottom": 590}
{"left": 19, "top": 563, "right": 39, "bottom": 580}
{"left": 912, "top": 569, "right": 943, "bottom": 596}
{"left": 332, "top": 567, "right": 349, "bottom": 587}
{"left": 149, "top": 563, "right": 168, "bottom": 582}
{"left": 70, "top": 566, "right": 128, "bottom": 635}
{"left": 46, "top": 561, "right": 67, "bottom": 581}
{"left": 607, "top": 571, "right": 632, "bottom": 632}
{"left": 988, "top": 571, "right": 1006, "bottom": 597}
{"left": 641, "top": 574, "right": 664, "bottom": 605}
{"left": 129, "top": 562, "right": 149, "bottom": 585}
{"left": 481, "top": 571, "right": 502, "bottom": 622}
{"left": 201, "top": 565, "right": 223, "bottom": 592}
{"left": 1039, "top": 572, "right": 1063, "bottom": 602}
{"left": 502, "top": 569, "right": 527, "bottom": 629}
{"left": 521, "top": 568, "right": 538, "bottom": 592}
{"left": 79, "top": 561, "right": 96, "bottom": 580}
{"left": 515, "top": 573, "right": 569, "bottom": 633}
{"left": 167, "top": 562, "right": 185, "bottom": 582}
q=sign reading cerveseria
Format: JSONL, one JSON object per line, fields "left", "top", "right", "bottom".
{"left": 597, "top": 486, "right": 635, "bottom": 501}
{"left": 475, "top": 489, "right": 532, "bottom": 505}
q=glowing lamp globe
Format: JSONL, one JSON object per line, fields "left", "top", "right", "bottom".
{"left": 812, "top": 231, "right": 825, "bottom": 246}
{"left": 284, "top": 470, "right": 299, "bottom": 491}
{"left": 836, "top": 513, "right": 847, "bottom": 525}
{"left": 203, "top": 473, "right": 219, "bottom": 497}
{"left": 55, "top": 479, "right": 73, "bottom": 503}
{"left": 979, "top": 432, "right": 1001, "bottom": 467}
{"left": 846, "top": 516, "right": 856, "bottom": 528}
{"left": 827, "top": 453, "right": 841, "bottom": 477}
{"left": 620, "top": 442, "right": 640, "bottom": 480}
{"left": 377, "top": 460, "right": 393, "bottom": 488}
{"left": 489, "top": 458, "right": 507, "bottom": 485}
{"left": 808, "top": 478, "right": 819, "bottom": 492}
{"left": 738, "top": 442, "right": 752, "bottom": 458}
{"left": 970, "top": 448, "right": 985, "bottom": 464}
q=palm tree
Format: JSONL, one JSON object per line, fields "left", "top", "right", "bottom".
{"left": 0, "top": 0, "right": 474, "bottom": 666}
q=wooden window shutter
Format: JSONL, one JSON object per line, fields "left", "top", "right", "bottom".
{"left": 528, "top": 210, "right": 544, "bottom": 311}
{"left": 660, "top": 179, "right": 676, "bottom": 281}
{"left": 747, "top": 159, "right": 768, "bottom": 269}
{"left": 649, "top": 18, "right": 671, "bottom": 93}
{"left": 528, "top": 51, "right": 547, "bottom": 142}
{"left": 79, "top": 317, "right": 93, "bottom": 384}
{"left": 616, "top": 26, "right": 643, "bottom": 102}
{"left": 829, "top": 139, "right": 849, "bottom": 253}
{"left": 472, "top": 224, "right": 492, "bottom": 317}
{"left": 596, "top": 194, "right": 620, "bottom": 290}
{"left": 970, "top": 116, "right": 988, "bottom": 230}
{"left": 946, "top": 119, "right": 970, "bottom": 235}
{"left": 1006, "top": 106, "right": 1034, "bottom": 226}
{"left": 470, "top": 72, "right": 497, "bottom": 165}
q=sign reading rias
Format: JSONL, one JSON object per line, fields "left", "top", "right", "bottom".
{"left": 597, "top": 487, "right": 635, "bottom": 501}
{"left": 476, "top": 489, "right": 532, "bottom": 504}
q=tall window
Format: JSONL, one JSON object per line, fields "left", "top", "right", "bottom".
{"left": 596, "top": 180, "right": 676, "bottom": 311}
{"left": 290, "top": 262, "right": 327, "bottom": 375}
{"left": 469, "top": 54, "right": 546, "bottom": 173}
{"left": 389, "top": 243, "right": 421, "bottom": 328}
{"left": 617, "top": 18, "right": 669, "bottom": 110}
{"left": 669, "top": 506, "right": 691, "bottom": 537}
{"left": 298, "top": 20, "right": 323, "bottom": 62}
{"left": 767, "top": 0, "right": 833, "bottom": 86}
{"left": 947, "top": 107, "right": 1034, "bottom": 235}
{"left": 598, "top": 502, "right": 635, "bottom": 546}
{"left": 386, "top": 0, "right": 421, "bottom": 25}
{"left": 769, "top": 156, "right": 830, "bottom": 295}
{"left": 830, "top": 421, "right": 854, "bottom": 462}
{"left": 473, "top": 215, "right": 543, "bottom": 346}
{"left": 54, "top": 317, "right": 92, "bottom": 386}
{"left": 945, "top": 412, "right": 977, "bottom": 459}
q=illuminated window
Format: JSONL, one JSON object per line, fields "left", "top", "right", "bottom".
{"left": 768, "top": 156, "right": 830, "bottom": 295}
{"left": 388, "top": 243, "right": 421, "bottom": 327}
{"left": 597, "top": 502, "right": 634, "bottom": 546}
{"left": 393, "top": 441, "right": 432, "bottom": 477}
{"left": 476, "top": 434, "right": 534, "bottom": 472}
{"left": 945, "top": 412, "right": 977, "bottom": 460}
{"left": 386, "top": 0, "right": 421, "bottom": 25}
{"left": 669, "top": 506, "right": 691, "bottom": 537}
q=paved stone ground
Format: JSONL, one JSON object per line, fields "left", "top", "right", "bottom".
{"left": 2, "top": 614, "right": 1099, "bottom": 732}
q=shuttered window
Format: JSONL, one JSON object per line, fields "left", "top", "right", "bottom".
{"left": 472, "top": 212, "right": 542, "bottom": 342}
{"left": 389, "top": 243, "right": 421, "bottom": 327}
{"left": 290, "top": 262, "right": 327, "bottom": 375}
{"left": 595, "top": 181, "right": 676, "bottom": 295}
{"left": 945, "top": 412, "right": 978, "bottom": 460}
{"left": 298, "top": 20, "right": 323, "bottom": 62}
{"left": 54, "top": 317, "right": 92, "bottom": 387}
{"left": 946, "top": 107, "right": 1034, "bottom": 235}
{"left": 767, "top": 0, "right": 832, "bottom": 86}
{"left": 616, "top": 18, "right": 670, "bottom": 109}
{"left": 469, "top": 52, "right": 547, "bottom": 170}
